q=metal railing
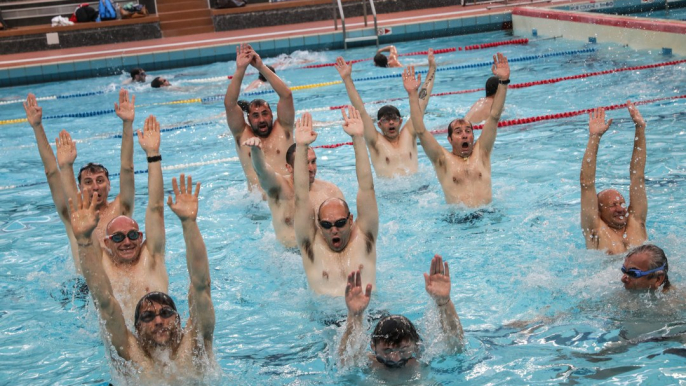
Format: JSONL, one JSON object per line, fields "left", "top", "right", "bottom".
{"left": 333, "top": 0, "right": 379, "bottom": 49}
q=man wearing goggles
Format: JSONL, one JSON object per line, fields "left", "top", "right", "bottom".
{"left": 580, "top": 102, "right": 648, "bottom": 254}
{"left": 70, "top": 173, "right": 215, "bottom": 383}
{"left": 294, "top": 107, "right": 379, "bottom": 296}
{"left": 621, "top": 244, "right": 671, "bottom": 292}
{"left": 24, "top": 90, "right": 136, "bottom": 273}
{"left": 334, "top": 50, "right": 437, "bottom": 178}
{"left": 339, "top": 255, "right": 464, "bottom": 369}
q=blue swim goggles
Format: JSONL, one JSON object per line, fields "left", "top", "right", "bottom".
{"left": 621, "top": 264, "right": 665, "bottom": 279}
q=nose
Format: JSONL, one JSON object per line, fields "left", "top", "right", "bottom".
{"left": 621, "top": 274, "right": 629, "bottom": 284}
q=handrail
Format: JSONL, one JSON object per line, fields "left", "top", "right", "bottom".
{"left": 333, "top": 0, "right": 378, "bottom": 49}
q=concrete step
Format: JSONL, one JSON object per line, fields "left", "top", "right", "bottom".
{"left": 157, "top": 0, "right": 208, "bottom": 13}
{"left": 162, "top": 25, "right": 216, "bottom": 38}
{"left": 160, "top": 17, "right": 214, "bottom": 30}
{"left": 158, "top": 9, "right": 211, "bottom": 22}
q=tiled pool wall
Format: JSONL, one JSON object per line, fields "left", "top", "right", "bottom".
{"left": 1, "top": 0, "right": 683, "bottom": 88}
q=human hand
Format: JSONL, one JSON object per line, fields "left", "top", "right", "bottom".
{"left": 69, "top": 190, "right": 100, "bottom": 241}
{"left": 588, "top": 107, "right": 612, "bottom": 136}
{"left": 334, "top": 57, "right": 352, "bottom": 79}
{"left": 137, "top": 115, "right": 161, "bottom": 155}
{"left": 626, "top": 100, "right": 645, "bottom": 129}
{"left": 167, "top": 173, "right": 200, "bottom": 222}
{"left": 345, "top": 270, "right": 372, "bottom": 316}
{"left": 341, "top": 106, "right": 363, "bottom": 137}
{"left": 402, "top": 65, "right": 421, "bottom": 94}
{"left": 114, "top": 89, "right": 136, "bottom": 123}
{"left": 241, "top": 43, "right": 263, "bottom": 68}
{"left": 424, "top": 254, "right": 451, "bottom": 306}
{"left": 427, "top": 48, "right": 435, "bottom": 68}
{"left": 242, "top": 137, "right": 262, "bottom": 149}
{"left": 491, "top": 52, "right": 510, "bottom": 81}
{"left": 56, "top": 130, "right": 77, "bottom": 168}
{"left": 295, "top": 112, "right": 317, "bottom": 146}
{"left": 23, "top": 93, "right": 43, "bottom": 127}
{"left": 235, "top": 44, "right": 254, "bottom": 70}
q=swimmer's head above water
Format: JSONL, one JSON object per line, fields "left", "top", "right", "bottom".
{"left": 371, "top": 315, "right": 421, "bottom": 368}
{"left": 78, "top": 163, "right": 111, "bottom": 207}
{"left": 373, "top": 53, "right": 389, "bottom": 68}
{"left": 377, "top": 105, "right": 403, "bottom": 140}
{"left": 317, "top": 198, "right": 352, "bottom": 252}
{"left": 597, "top": 189, "right": 628, "bottom": 230}
{"left": 286, "top": 143, "right": 317, "bottom": 184}
{"left": 247, "top": 99, "right": 274, "bottom": 138}
{"left": 485, "top": 76, "right": 499, "bottom": 97}
{"left": 258, "top": 65, "right": 276, "bottom": 82}
{"left": 134, "top": 292, "right": 182, "bottom": 353}
{"left": 447, "top": 119, "right": 475, "bottom": 158}
{"left": 621, "top": 244, "right": 671, "bottom": 292}
{"left": 104, "top": 215, "right": 144, "bottom": 265}
{"left": 151, "top": 77, "right": 171, "bottom": 88}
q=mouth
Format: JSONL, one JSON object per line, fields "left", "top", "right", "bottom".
{"left": 331, "top": 237, "right": 341, "bottom": 248}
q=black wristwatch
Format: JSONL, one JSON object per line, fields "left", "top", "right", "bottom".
{"left": 499, "top": 79, "right": 510, "bottom": 85}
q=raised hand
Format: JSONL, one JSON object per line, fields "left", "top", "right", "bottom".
{"left": 428, "top": 48, "right": 435, "bottom": 67}
{"left": 56, "top": 130, "right": 77, "bottom": 168}
{"left": 242, "top": 137, "right": 262, "bottom": 149}
{"left": 167, "top": 173, "right": 200, "bottom": 222}
{"left": 295, "top": 112, "right": 317, "bottom": 146}
{"left": 345, "top": 270, "right": 372, "bottom": 316}
{"left": 588, "top": 107, "right": 612, "bottom": 136}
{"left": 236, "top": 44, "right": 254, "bottom": 70}
{"left": 114, "top": 89, "right": 136, "bottom": 123}
{"left": 491, "top": 52, "right": 510, "bottom": 81}
{"left": 424, "top": 254, "right": 451, "bottom": 306}
{"left": 69, "top": 190, "right": 100, "bottom": 241}
{"left": 242, "top": 43, "right": 263, "bottom": 68}
{"left": 402, "top": 65, "right": 421, "bottom": 94}
{"left": 627, "top": 100, "right": 645, "bottom": 129}
{"left": 23, "top": 93, "right": 43, "bottom": 127}
{"left": 341, "top": 106, "right": 364, "bottom": 137}
{"left": 137, "top": 115, "right": 161, "bottom": 155}
{"left": 334, "top": 57, "right": 352, "bottom": 79}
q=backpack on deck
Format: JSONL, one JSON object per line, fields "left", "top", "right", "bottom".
{"left": 75, "top": 4, "right": 98, "bottom": 22}
{"left": 98, "top": 0, "right": 117, "bottom": 20}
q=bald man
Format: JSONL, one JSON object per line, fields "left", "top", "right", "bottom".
{"left": 580, "top": 102, "right": 648, "bottom": 254}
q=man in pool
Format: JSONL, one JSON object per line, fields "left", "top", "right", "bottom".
{"left": 123, "top": 68, "right": 146, "bottom": 84}
{"left": 339, "top": 255, "right": 463, "bottom": 368}
{"left": 225, "top": 43, "right": 294, "bottom": 192}
{"left": 293, "top": 108, "right": 378, "bottom": 296}
{"left": 334, "top": 50, "right": 437, "bottom": 178}
{"left": 24, "top": 90, "right": 136, "bottom": 273}
{"left": 245, "top": 64, "right": 276, "bottom": 92}
{"left": 580, "top": 102, "right": 647, "bottom": 254}
{"left": 621, "top": 244, "right": 671, "bottom": 292}
{"left": 151, "top": 77, "right": 171, "bottom": 88}
{"left": 242, "top": 138, "right": 344, "bottom": 248}
{"left": 374, "top": 45, "right": 402, "bottom": 68}
{"left": 464, "top": 76, "right": 499, "bottom": 124}
{"left": 403, "top": 53, "right": 510, "bottom": 207}
{"left": 70, "top": 173, "right": 214, "bottom": 383}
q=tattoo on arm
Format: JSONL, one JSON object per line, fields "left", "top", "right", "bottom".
{"left": 419, "top": 88, "right": 428, "bottom": 100}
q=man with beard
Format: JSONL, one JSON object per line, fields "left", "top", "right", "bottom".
{"left": 580, "top": 102, "right": 648, "bottom": 254}
{"left": 334, "top": 50, "right": 436, "bottom": 178}
{"left": 225, "top": 43, "right": 294, "bottom": 192}
{"left": 293, "top": 108, "right": 378, "bottom": 296}
{"left": 403, "top": 53, "right": 510, "bottom": 207}
{"left": 242, "top": 138, "right": 344, "bottom": 248}
{"left": 70, "top": 173, "right": 214, "bottom": 383}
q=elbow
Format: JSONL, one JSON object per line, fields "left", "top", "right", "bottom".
{"left": 148, "top": 202, "right": 165, "bottom": 214}
{"left": 192, "top": 276, "right": 211, "bottom": 293}
{"left": 120, "top": 164, "right": 134, "bottom": 174}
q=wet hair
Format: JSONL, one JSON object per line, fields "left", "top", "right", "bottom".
{"left": 372, "top": 315, "right": 421, "bottom": 347}
{"left": 377, "top": 105, "right": 401, "bottom": 120}
{"left": 485, "top": 76, "right": 499, "bottom": 97}
{"left": 258, "top": 65, "right": 276, "bottom": 82}
{"left": 374, "top": 53, "right": 388, "bottom": 68}
{"left": 248, "top": 99, "right": 272, "bottom": 113}
{"left": 317, "top": 198, "right": 350, "bottom": 221}
{"left": 129, "top": 68, "right": 144, "bottom": 80}
{"left": 77, "top": 162, "right": 109, "bottom": 184}
{"left": 286, "top": 143, "right": 297, "bottom": 167}
{"left": 627, "top": 244, "right": 671, "bottom": 290}
{"left": 447, "top": 119, "right": 473, "bottom": 137}
{"left": 237, "top": 100, "right": 250, "bottom": 113}
{"left": 134, "top": 291, "right": 178, "bottom": 327}
{"left": 151, "top": 77, "right": 163, "bottom": 88}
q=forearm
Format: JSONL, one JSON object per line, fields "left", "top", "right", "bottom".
{"left": 339, "top": 313, "right": 364, "bottom": 359}
{"left": 258, "top": 63, "right": 292, "bottom": 100}
{"left": 580, "top": 135, "right": 601, "bottom": 188}
{"left": 352, "top": 136, "right": 373, "bottom": 191}
{"left": 294, "top": 145, "right": 310, "bottom": 204}
{"left": 32, "top": 124, "right": 59, "bottom": 173}
{"left": 77, "top": 236, "right": 115, "bottom": 313}
{"left": 417, "top": 64, "right": 436, "bottom": 112}
{"left": 182, "top": 219, "right": 210, "bottom": 291}
{"left": 630, "top": 124, "right": 646, "bottom": 179}
{"left": 251, "top": 148, "right": 280, "bottom": 188}
{"left": 59, "top": 164, "right": 78, "bottom": 206}
{"left": 488, "top": 83, "right": 508, "bottom": 122}
{"left": 224, "top": 67, "right": 247, "bottom": 107}
{"left": 145, "top": 151, "right": 164, "bottom": 210}
{"left": 408, "top": 92, "right": 427, "bottom": 135}
{"left": 119, "top": 121, "right": 135, "bottom": 213}
{"left": 437, "top": 300, "right": 464, "bottom": 340}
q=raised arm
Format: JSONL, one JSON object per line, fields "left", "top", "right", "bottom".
{"left": 424, "top": 254, "right": 463, "bottom": 347}
{"left": 247, "top": 46, "right": 294, "bottom": 133}
{"left": 138, "top": 115, "right": 165, "bottom": 261}
{"left": 244, "top": 137, "right": 288, "bottom": 197}
{"left": 224, "top": 44, "right": 253, "bottom": 137}
{"left": 338, "top": 270, "right": 372, "bottom": 365}
{"left": 334, "top": 57, "right": 378, "bottom": 147}
{"left": 70, "top": 191, "right": 132, "bottom": 360}
{"left": 478, "top": 53, "right": 510, "bottom": 157}
{"left": 403, "top": 66, "right": 445, "bottom": 164}
{"left": 341, "top": 107, "right": 378, "bottom": 239}
{"left": 114, "top": 89, "right": 135, "bottom": 216}
{"left": 167, "top": 174, "right": 215, "bottom": 349}
{"left": 627, "top": 101, "right": 647, "bottom": 225}
{"left": 403, "top": 49, "right": 437, "bottom": 138}
{"left": 580, "top": 108, "right": 612, "bottom": 245}
{"left": 293, "top": 113, "right": 318, "bottom": 249}
{"left": 55, "top": 130, "right": 78, "bottom": 211}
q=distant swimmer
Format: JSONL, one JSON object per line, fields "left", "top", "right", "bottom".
{"left": 70, "top": 174, "right": 215, "bottom": 383}
{"left": 403, "top": 53, "right": 510, "bottom": 207}
{"left": 24, "top": 90, "right": 135, "bottom": 272}
{"left": 335, "top": 50, "right": 437, "bottom": 177}
{"left": 464, "top": 76, "right": 499, "bottom": 124}
{"left": 580, "top": 102, "right": 647, "bottom": 254}
{"left": 225, "top": 43, "right": 294, "bottom": 192}
{"left": 621, "top": 244, "right": 672, "bottom": 293}
{"left": 244, "top": 64, "right": 276, "bottom": 92}
{"left": 151, "top": 77, "right": 171, "bottom": 88}
{"left": 374, "top": 45, "right": 402, "bottom": 68}
{"left": 242, "top": 138, "right": 344, "bottom": 248}
{"left": 123, "top": 68, "right": 146, "bottom": 84}
{"left": 338, "top": 255, "right": 463, "bottom": 368}
{"left": 293, "top": 109, "right": 378, "bottom": 296}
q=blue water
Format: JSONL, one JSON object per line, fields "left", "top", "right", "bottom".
{"left": 1, "top": 30, "right": 686, "bottom": 385}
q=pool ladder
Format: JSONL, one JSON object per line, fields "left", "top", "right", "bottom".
{"left": 333, "top": 0, "right": 379, "bottom": 50}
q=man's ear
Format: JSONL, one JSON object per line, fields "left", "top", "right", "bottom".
{"left": 653, "top": 273, "right": 666, "bottom": 289}
{"left": 285, "top": 163, "right": 293, "bottom": 174}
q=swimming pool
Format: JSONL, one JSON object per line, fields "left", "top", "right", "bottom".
{"left": 1, "top": 28, "right": 685, "bottom": 384}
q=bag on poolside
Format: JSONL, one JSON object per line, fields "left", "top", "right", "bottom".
{"left": 98, "top": 0, "right": 117, "bottom": 21}
{"left": 75, "top": 4, "right": 99, "bottom": 22}
{"left": 120, "top": 4, "right": 148, "bottom": 19}
{"left": 216, "top": 0, "right": 246, "bottom": 9}
{"left": 52, "top": 15, "right": 75, "bottom": 26}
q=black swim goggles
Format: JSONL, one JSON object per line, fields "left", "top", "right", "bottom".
{"left": 319, "top": 218, "right": 348, "bottom": 230}
{"left": 138, "top": 307, "right": 177, "bottom": 323}
{"left": 621, "top": 264, "right": 665, "bottom": 279}
{"left": 108, "top": 230, "right": 142, "bottom": 243}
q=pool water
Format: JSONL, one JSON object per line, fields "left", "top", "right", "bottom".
{"left": 1, "top": 29, "right": 685, "bottom": 385}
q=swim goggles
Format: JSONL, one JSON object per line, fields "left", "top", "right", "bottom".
{"left": 108, "top": 230, "right": 142, "bottom": 243}
{"left": 319, "top": 218, "right": 348, "bottom": 229}
{"left": 621, "top": 264, "right": 665, "bottom": 278}
{"left": 374, "top": 346, "right": 417, "bottom": 368}
{"left": 138, "top": 307, "right": 177, "bottom": 323}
